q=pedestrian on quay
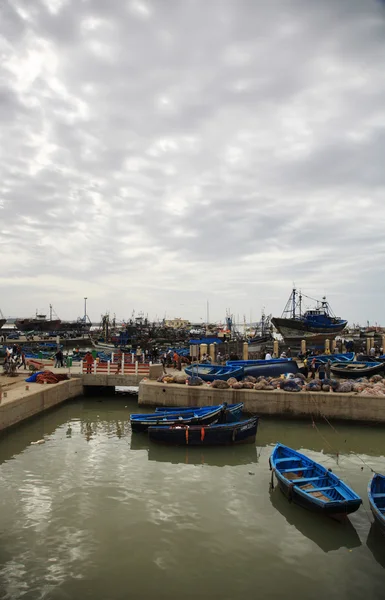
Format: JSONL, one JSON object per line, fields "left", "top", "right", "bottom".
{"left": 55, "top": 349, "right": 64, "bottom": 368}
{"left": 325, "top": 360, "right": 331, "bottom": 380}
{"left": 287, "top": 347, "right": 291, "bottom": 357}
{"left": 302, "top": 358, "right": 309, "bottom": 378}
{"left": 318, "top": 362, "right": 326, "bottom": 381}
{"left": 310, "top": 358, "right": 316, "bottom": 379}
{"left": 19, "top": 351, "right": 27, "bottom": 370}
{"left": 84, "top": 351, "right": 94, "bottom": 374}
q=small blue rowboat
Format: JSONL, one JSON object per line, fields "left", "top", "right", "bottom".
{"left": 155, "top": 402, "right": 243, "bottom": 420}
{"left": 226, "top": 358, "right": 292, "bottom": 366}
{"left": 148, "top": 416, "right": 259, "bottom": 446}
{"left": 368, "top": 474, "right": 385, "bottom": 535}
{"left": 330, "top": 361, "right": 384, "bottom": 378}
{"left": 270, "top": 443, "right": 362, "bottom": 518}
{"left": 307, "top": 352, "right": 354, "bottom": 365}
{"left": 184, "top": 364, "right": 244, "bottom": 382}
{"left": 243, "top": 361, "right": 298, "bottom": 379}
{"left": 130, "top": 404, "right": 227, "bottom": 433}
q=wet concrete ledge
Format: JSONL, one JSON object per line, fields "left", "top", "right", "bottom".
{"left": 0, "top": 369, "right": 160, "bottom": 432}
{"left": 138, "top": 380, "right": 385, "bottom": 423}
{"left": 0, "top": 378, "right": 84, "bottom": 432}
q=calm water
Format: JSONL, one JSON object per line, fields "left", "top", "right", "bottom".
{"left": 0, "top": 396, "right": 384, "bottom": 600}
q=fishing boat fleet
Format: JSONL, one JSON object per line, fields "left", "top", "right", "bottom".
{"left": 130, "top": 402, "right": 384, "bottom": 530}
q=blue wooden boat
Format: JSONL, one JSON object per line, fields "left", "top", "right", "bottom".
{"left": 148, "top": 416, "right": 259, "bottom": 446}
{"left": 270, "top": 443, "right": 362, "bottom": 518}
{"left": 306, "top": 352, "right": 354, "bottom": 365}
{"left": 243, "top": 360, "right": 298, "bottom": 379}
{"left": 184, "top": 364, "right": 244, "bottom": 382}
{"left": 130, "top": 404, "right": 227, "bottom": 433}
{"left": 330, "top": 361, "right": 384, "bottom": 378}
{"left": 155, "top": 402, "right": 243, "bottom": 420}
{"left": 368, "top": 474, "right": 385, "bottom": 535}
{"left": 226, "top": 358, "right": 292, "bottom": 367}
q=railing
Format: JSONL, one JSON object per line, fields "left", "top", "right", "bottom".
{"left": 81, "top": 359, "right": 151, "bottom": 375}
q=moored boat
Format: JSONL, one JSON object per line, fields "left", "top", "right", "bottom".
{"left": 130, "top": 404, "right": 227, "bottom": 433}
{"left": 330, "top": 361, "right": 384, "bottom": 379}
{"left": 368, "top": 474, "right": 385, "bottom": 535}
{"left": 270, "top": 443, "right": 362, "bottom": 518}
{"left": 148, "top": 416, "right": 259, "bottom": 446}
{"left": 272, "top": 288, "right": 347, "bottom": 343}
{"left": 243, "top": 360, "right": 298, "bottom": 379}
{"left": 184, "top": 364, "right": 244, "bottom": 382}
{"left": 155, "top": 402, "right": 243, "bottom": 420}
{"left": 306, "top": 352, "right": 354, "bottom": 365}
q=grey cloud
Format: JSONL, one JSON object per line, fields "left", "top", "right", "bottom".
{"left": 0, "top": 0, "right": 385, "bottom": 323}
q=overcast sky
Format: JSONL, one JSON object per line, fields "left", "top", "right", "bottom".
{"left": 1, "top": 0, "right": 385, "bottom": 325}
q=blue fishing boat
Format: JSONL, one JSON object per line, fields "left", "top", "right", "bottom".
{"left": 306, "top": 353, "right": 354, "bottom": 365}
{"left": 368, "top": 474, "right": 385, "bottom": 535}
{"left": 148, "top": 416, "right": 259, "bottom": 446}
{"left": 226, "top": 358, "right": 292, "bottom": 367}
{"left": 155, "top": 402, "right": 243, "bottom": 420}
{"left": 242, "top": 360, "right": 298, "bottom": 379}
{"left": 270, "top": 443, "right": 362, "bottom": 518}
{"left": 330, "top": 361, "right": 384, "bottom": 378}
{"left": 271, "top": 288, "right": 347, "bottom": 344}
{"left": 184, "top": 364, "right": 243, "bottom": 382}
{"left": 130, "top": 404, "right": 227, "bottom": 433}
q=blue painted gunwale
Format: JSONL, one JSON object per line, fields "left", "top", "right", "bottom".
{"left": 270, "top": 443, "right": 362, "bottom": 517}
{"left": 368, "top": 474, "right": 385, "bottom": 535}
{"left": 184, "top": 364, "right": 244, "bottom": 382}
{"left": 226, "top": 359, "right": 292, "bottom": 367}
{"left": 330, "top": 361, "right": 384, "bottom": 378}
{"left": 148, "top": 416, "right": 259, "bottom": 446}
{"left": 130, "top": 404, "right": 225, "bottom": 433}
{"left": 154, "top": 403, "right": 243, "bottom": 420}
{"left": 306, "top": 352, "right": 354, "bottom": 365}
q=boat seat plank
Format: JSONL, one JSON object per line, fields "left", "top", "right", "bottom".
{"left": 372, "top": 493, "right": 385, "bottom": 498}
{"left": 281, "top": 467, "right": 311, "bottom": 473}
{"left": 300, "top": 485, "right": 336, "bottom": 492}
{"left": 291, "top": 476, "right": 326, "bottom": 483}
{"left": 275, "top": 458, "right": 303, "bottom": 464}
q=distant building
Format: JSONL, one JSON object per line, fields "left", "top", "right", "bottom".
{"left": 164, "top": 318, "right": 190, "bottom": 329}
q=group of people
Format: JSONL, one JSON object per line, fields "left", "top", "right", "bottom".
{"left": 3, "top": 345, "right": 27, "bottom": 374}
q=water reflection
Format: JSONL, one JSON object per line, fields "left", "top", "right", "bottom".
{"left": 269, "top": 487, "right": 362, "bottom": 552}
{"left": 130, "top": 436, "right": 260, "bottom": 467}
{"left": 367, "top": 523, "right": 385, "bottom": 568}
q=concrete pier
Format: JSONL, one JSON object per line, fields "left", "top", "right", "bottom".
{"left": 138, "top": 380, "right": 385, "bottom": 423}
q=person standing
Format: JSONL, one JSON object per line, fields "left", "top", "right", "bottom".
{"left": 19, "top": 351, "right": 27, "bottom": 370}
{"left": 265, "top": 352, "right": 272, "bottom": 360}
{"left": 84, "top": 351, "right": 93, "bottom": 374}
{"left": 325, "top": 360, "right": 331, "bottom": 380}
{"left": 318, "top": 362, "right": 326, "bottom": 381}
{"left": 310, "top": 358, "right": 316, "bottom": 379}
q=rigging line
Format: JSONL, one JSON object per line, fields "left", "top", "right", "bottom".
{"left": 310, "top": 394, "right": 379, "bottom": 474}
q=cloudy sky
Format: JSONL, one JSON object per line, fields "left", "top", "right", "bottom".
{"left": 1, "top": 0, "right": 385, "bottom": 325}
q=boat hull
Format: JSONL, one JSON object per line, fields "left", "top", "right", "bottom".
{"left": 330, "top": 362, "right": 384, "bottom": 379}
{"left": 155, "top": 403, "right": 244, "bottom": 420}
{"left": 243, "top": 361, "right": 298, "bottom": 378}
{"left": 368, "top": 474, "right": 385, "bottom": 535}
{"left": 148, "top": 417, "right": 259, "bottom": 446}
{"left": 272, "top": 317, "right": 347, "bottom": 343}
{"left": 15, "top": 318, "right": 61, "bottom": 332}
{"left": 270, "top": 443, "right": 362, "bottom": 518}
{"left": 130, "top": 406, "right": 224, "bottom": 433}
{"left": 184, "top": 365, "right": 244, "bottom": 382}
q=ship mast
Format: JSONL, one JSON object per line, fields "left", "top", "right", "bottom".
{"left": 292, "top": 288, "right": 296, "bottom": 319}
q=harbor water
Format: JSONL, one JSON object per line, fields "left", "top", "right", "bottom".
{"left": 0, "top": 396, "right": 384, "bottom": 599}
